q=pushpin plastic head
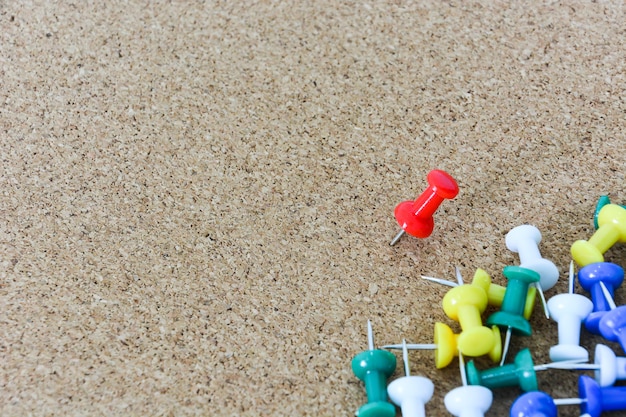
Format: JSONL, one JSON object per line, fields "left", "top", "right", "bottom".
{"left": 594, "top": 196, "right": 626, "bottom": 229}
{"left": 505, "top": 225, "right": 559, "bottom": 290}
{"left": 444, "top": 385, "right": 493, "bottom": 417}
{"left": 594, "top": 196, "right": 612, "bottom": 230}
{"left": 571, "top": 203, "right": 626, "bottom": 266}
{"left": 466, "top": 348, "right": 538, "bottom": 392}
{"left": 510, "top": 391, "right": 557, "bottom": 417}
{"left": 594, "top": 344, "right": 621, "bottom": 387}
{"left": 442, "top": 285, "right": 498, "bottom": 358}
{"left": 547, "top": 291, "right": 593, "bottom": 362}
{"left": 598, "top": 305, "right": 626, "bottom": 353}
{"left": 578, "top": 262, "right": 625, "bottom": 334}
{"left": 391, "top": 169, "right": 459, "bottom": 243}
{"left": 433, "top": 322, "right": 459, "bottom": 369}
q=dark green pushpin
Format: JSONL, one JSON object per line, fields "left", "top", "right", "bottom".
{"left": 486, "top": 266, "right": 540, "bottom": 365}
{"left": 594, "top": 195, "right": 626, "bottom": 229}
{"left": 466, "top": 348, "right": 546, "bottom": 392}
{"left": 351, "top": 320, "right": 397, "bottom": 417}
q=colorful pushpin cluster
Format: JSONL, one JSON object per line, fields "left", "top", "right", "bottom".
{"left": 349, "top": 175, "right": 626, "bottom": 416}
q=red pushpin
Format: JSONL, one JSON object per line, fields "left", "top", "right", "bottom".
{"left": 390, "top": 169, "right": 459, "bottom": 246}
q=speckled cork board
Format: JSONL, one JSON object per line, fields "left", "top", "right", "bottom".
{"left": 1, "top": 1, "right": 625, "bottom": 416}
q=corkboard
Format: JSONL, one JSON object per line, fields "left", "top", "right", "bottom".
{"left": 1, "top": 1, "right": 625, "bottom": 416}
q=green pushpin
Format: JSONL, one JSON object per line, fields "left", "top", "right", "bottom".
{"left": 486, "top": 266, "right": 540, "bottom": 365}
{"left": 466, "top": 348, "right": 552, "bottom": 392}
{"left": 594, "top": 195, "right": 626, "bottom": 229}
{"left": 351, "top": 320, "right": 397, "bottom": 417}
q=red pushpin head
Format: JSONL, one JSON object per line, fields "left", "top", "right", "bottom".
{"left": 391, "top": 169, "right": 459, "bottom": 244}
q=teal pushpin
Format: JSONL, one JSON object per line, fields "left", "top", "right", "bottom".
{"left": 466, "top": 348, "right": 550, "bottom": 392}
{"left": 467, "top": 348, "right": 567, "bottom": 393}
{"left": 351, "top": 320, "right": 397, "bottom": 417}
{"left": 486, "top": 266, "right": 540, "bottom": 364}
{"left": 594, "top": 195, "right": 626, "bottom": 229}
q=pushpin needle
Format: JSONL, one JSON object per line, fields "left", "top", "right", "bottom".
{"left": 535, "top": 281, "right": 550, "bottom": 320}
{"left": 421, "top": 266, "right": 465, "bottom": 287}
{"left": 390, "top": 230, "right": 406, "bottom": 246}
{"left": 569, "top": 260, "right": 576, "bottom": 295}
{"left": 459, "top": 352, "right": 467, "bottom": 387}
{"left": 455, "top": 266, "right": 464, "bottom": 286}
{"left": 386, "top": 343, "right": 438, "bottom": 350}
{"left": 599, "top": 280, "right": 617, "bottom": 310}
{"left": 500, "top": 327, "right": 512, "bottom": 366}
{"left": 403, "top": 339, "right": 410, "bottom": 376}
{"left": 368, "top": 319, "right": 375, "bottom": 351}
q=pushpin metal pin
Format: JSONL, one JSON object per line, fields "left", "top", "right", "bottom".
{"left": 547, "top": 261, "right": 594, "bottom": 362}
{"left": 390, "top": 169, "right": 459, "bottom": 245}
{"left": 351, "top": 320, "right": 397, "bottom": 417}
{"left": 598, "top": 280, "right": 617, "bottom": 311}
{"left": 571, "top": 203, "right": 626, "bottom": 266}
{"left": 578, "top": 262, "right": 624, "bottom": 334}
{"left": 486, "top": 266, "right": 540, "bottom": 365}
{"left": 386, "top": 340, "right": 434, "bottom": 417}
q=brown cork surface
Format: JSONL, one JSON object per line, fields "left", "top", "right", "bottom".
{"left": 1, "top": 1, "right": 625, "bottom": 416}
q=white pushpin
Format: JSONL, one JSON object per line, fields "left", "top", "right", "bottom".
{"left": 506, "top": 225, "right": 560, "bottom": 318}
{"left": 547, "top": 261, "right": 594, "bottom": 362}
{"left": 550, "top": 344, "right": 626, "bottom": 387}
{"left": 444, "top": 353, "right": 493, "bottom": 417}
{"left": 387, "top": 339, "right": 435, "bottom": 417}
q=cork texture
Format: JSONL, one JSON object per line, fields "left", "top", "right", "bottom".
{"left": 1, "top": 1, "right": 625, "bottom": 416}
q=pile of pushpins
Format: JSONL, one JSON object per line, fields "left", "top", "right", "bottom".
{"left": 351, "top": 169, "right": 626, "bottom": 417}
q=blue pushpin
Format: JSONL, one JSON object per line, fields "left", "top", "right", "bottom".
{"left": 596, "top": 282, "right": 626, "bottom": 354}
{"left": 579, "top": 374, "right": 626, "bottom": 417}
{"left": 578, "top": 262, "right": 624, "bottom": 334}
{"left": 599, "top": 305, "right": 626, "bottom": 354}
{"left": 509, "top": 390, "right": 588, "bottom": 417}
